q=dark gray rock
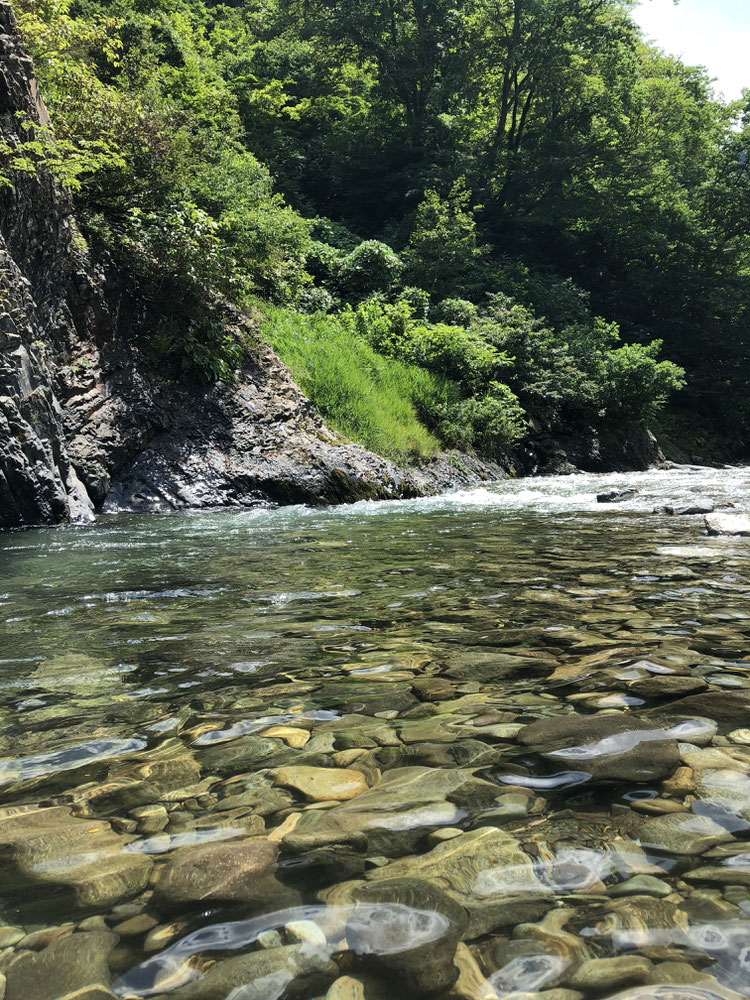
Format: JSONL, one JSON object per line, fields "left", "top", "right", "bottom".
{"left": 516, "top": 714, "right": 680, "bottom": 782}
{"left": 657, "top": 501, "right": 715, "bottom": 515}
{"left": 597, "top": 488, "right": 637, "bottom": 503}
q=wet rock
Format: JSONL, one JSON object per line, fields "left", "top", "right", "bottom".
{"left": 411, "top": 677, "right": 456, "bottom": 702}
{"left": 705, "top": 513, "right": 750, "bottom": 536}
{"left": 284, "top": 920, "right": 327, "bottom": 948}
{"left": 661, "top": 692, "right": 750, "bottom": 727}
{"left": 516, "top": 715, "right": 680, "bottom": 783}
{"left": 269, "top": 766, "right": 369, "bottom": 802}
{"left": 569, "top": 956, "right": 653, "bottom": 992}
{"left": 343, "top": 895, "right": 461, "bottom": 998}
{"left": 610, "top": 875, "right": 673, "bottom": 898}
{"left": 694, "top": 768, "right": 750, "bottom": 820}
{"left": 111, "top": 915, "right": 158, "bottom": 937}
{"left": 5, "top": 931, "right": 117, "bottom": 1000}
{"left": 282, "top": 767, "right": 485, "bottom": 854}
{"left": 627, "top": 675, "right": 708, "bottom": 698}
{"left": 325, "top": 975, "right": 391, "bottom": 1000}
{"left": 637, "top": 812, "right": 734, "bottom": 855}
{"left": 171, "top": 944, "right": 337, "bottom": 1000}
{"left": 597, "top": 489, "right": 637, "bottom": 503}
{"left": 0, "top": 931, "right": 23, "bottom": 949}
{"left": 683, "top": 865, "right": 750, "bottom": 887}
{"left": 152, "top": 837, "right": 296, "bottom": 911}
{"left": 365, "top": 827, "right": 552, "bottom": 937}
{"left": 658, "top": 502, "right": 715, "bottom": 515}
{"left": 0, "top": 806, "right": 152, "bottom": 910}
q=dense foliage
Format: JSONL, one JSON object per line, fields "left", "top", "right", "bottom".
{"left": 8, "top": 0, "right": 749, "bottom": 460}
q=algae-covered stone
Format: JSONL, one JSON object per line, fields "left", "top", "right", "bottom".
{"left": 366, "top": 826, "right": 552, "bottom": 937}
{"left": 282, "top": 767, "right": 485, "bottom": 854}
{"left": 569, "top": 956, "right": 653, "bottom": 992}
{"left": 152, "top": 837, "right": 297, "bottom": 911}
{"left": 0, "top": 806, "right": 152, "bottom": 909}
{"left": 637, "top": 812, "right": 734, "bottom": 855}
{"left": 5, "top": 931, "right": 117, "bottom": 1000}
{"left": 170, "top": 944, "right": 337, "bottom": 1000}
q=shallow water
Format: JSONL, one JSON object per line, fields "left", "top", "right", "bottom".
{"left": 2, "top": 467, "right": 750, "bottom": 1000}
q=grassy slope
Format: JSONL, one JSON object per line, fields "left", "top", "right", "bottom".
{"left": 262, "top": 308, "right": 451, "bottom": 462}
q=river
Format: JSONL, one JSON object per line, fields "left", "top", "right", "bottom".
{"left": 2, "top": 467, "right": 750, "bottom": 1000}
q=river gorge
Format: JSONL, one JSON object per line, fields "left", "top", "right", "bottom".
{"left": 2, "top": 466, "right": 750, "bottom": 1000}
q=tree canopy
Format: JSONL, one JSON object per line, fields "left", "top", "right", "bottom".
{"left": 7, "top": 0, "right": 749, "bottom": 459}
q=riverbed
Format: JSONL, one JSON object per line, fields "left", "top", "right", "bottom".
{"left": 2, "top": 467, "right": 750, "bottom": 1000}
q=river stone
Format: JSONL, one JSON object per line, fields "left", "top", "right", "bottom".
{"left": 604, "top": 986, "right": 747, "bottom": 999}
{"left": 5, "top": 931, "right": 117, "bottom": 1000}
{"left": 637, "top": 812, "right": 734, "bottom": 855}
{"left": 365, "top": 827, "right": 552, "bottom": 937}
{"left": 516, "top": 715, "right": 680, "bottom": 782}
{"left": 610, "top": 875, "right": 672, "bottom": 898}
{"left": 152, "top": 837, "right": 296, "bottom": 911}
{"left": 325, "top": 975, "right": 391, "bottom": 1000}
{"left": 694, "top": 769, "right": 750, "bottom": 820}
{"left": 660, "top": 502, "right": 715, "bottom": 516}
{"left": 444, "top": 651, "right": 554, "bottom": 682}
{"left": 598, "top": 489, "right": 637, "bottom": 503}
{"left": 661, "top": 692, "right": 750, "bottom": 727}
{"left": 282, "top": 767, "right": 487, "bottom": 854}
{"left": 627, "top": 675, "right": 708, "bottom": 698}
{"left": 269, "top": 766, "right": 369, "bottom": 802}
{"left": 705, "top": 513, "right": 750, "bottom": 536}
{"left": 683, "top": 865, "right": 750, "bottom": 886}
{"left": 0, "top": 806, "right": 152, "bottom": 909}
{"left": 569, "top": 956, "right": 653, "bottom": 992}
{"left": 170, "top": 944, "right": 337, "bottom": 1000}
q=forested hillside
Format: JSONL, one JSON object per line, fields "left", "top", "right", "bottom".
{"left": 9, "top": 0, "right": 749, "bottom": 464}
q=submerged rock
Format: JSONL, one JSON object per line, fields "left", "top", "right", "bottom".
{"left": 170, "top": 943, "right": 337, "bottom": 1000}
{"left": 5, "top": 930, "right": 117, "bottom": 1000}
{"left": 0, "top": 806, "right": 152, "bottom": 910}
{"left": 516, "top": 715, "right": 680, "bottom": 782}
{"left": 365, "top": 826, "right": 552, "bottom": 937}
{"left": 151, "top": 837, "right": 296, "bottom": 911}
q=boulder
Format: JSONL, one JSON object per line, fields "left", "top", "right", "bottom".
{"left": 705, "top": 513, "right": 750, "bottom": 536}
{"left": 597, "top": 489, "right": 637, "bottom": 503}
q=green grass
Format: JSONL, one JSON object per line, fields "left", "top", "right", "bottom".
{"left": 261, "top": 307, "right": 452, "bottom": 462}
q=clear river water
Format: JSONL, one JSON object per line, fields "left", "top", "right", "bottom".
{"left": 2, "top": 467, "right": 750, "bottom": 1000}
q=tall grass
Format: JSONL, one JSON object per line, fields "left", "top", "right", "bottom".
{"left": 262, "top": 307, "right": 452, "bottom": 461}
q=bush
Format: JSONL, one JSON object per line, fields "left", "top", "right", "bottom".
{"left": 348, "top": 299, "right": 510, "bottom": 390}
{"left": 600, "top": 342, "right": 686, "bottom": 421}
{"left": 433, "top": 298, "right": 479, "bottom": 326}
{"left": 337, "top": 240, "right": 403, "bottom": 298}
{"left": 432, "top": 382, "right": 527, "bottom": 456}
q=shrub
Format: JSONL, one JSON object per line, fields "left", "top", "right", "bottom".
{"left": 337, "top": 240, "right": 403, "bottom": 298}
{"left": 433, "top": 298, "right": 479, "bottom": 326}
{"left": 430, "top": 382, "right": 527, "bottom": 456}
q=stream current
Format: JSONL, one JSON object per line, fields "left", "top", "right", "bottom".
{"left": 2, "top": 467, "right": 750, "bottom": 1000}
